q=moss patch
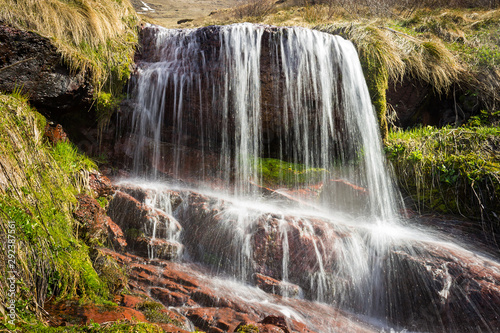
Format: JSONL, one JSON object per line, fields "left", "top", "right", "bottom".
{"left": 252, "top": 157, "right": 328, "bottom": 187}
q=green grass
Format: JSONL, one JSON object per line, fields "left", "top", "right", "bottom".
{"left": 385, "top": 122, "right": 500, "bottom": 225}
{"left": 0, "top": 93, "right": 110, "bottom": 324}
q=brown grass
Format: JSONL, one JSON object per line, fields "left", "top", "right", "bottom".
{"left": 0, "top": 0, "right": 138, "bottom": 90}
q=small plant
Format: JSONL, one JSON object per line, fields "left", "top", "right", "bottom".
{"left": 237, "top": 324, "right": 260, "bottom": 333}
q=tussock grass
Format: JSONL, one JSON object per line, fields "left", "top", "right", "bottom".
{"left": 0, "top": 92, "right": 107, "bottom": 325}
{"left": 0, "top": 0, "right": 138, "bottom": 94}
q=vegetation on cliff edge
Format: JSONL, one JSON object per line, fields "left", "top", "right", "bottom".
{"left": 385, "top": 118, "right": 500, "bottom": 228}
{"left": 0, "top": 92, "right": 109, "bottom": 328}
{"left": 0, "top": 0, "right": 139, "bottom": 129}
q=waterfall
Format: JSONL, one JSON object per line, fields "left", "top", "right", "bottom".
{"left": 116, "top": 22, "right": 500, "bottom": 332}
{"left": 129, "top": 23, "right": 399, "bottom": 222}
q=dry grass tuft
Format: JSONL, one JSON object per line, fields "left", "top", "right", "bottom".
{"left": 232, "top": 0, "right": 277, "bottom": 20}
{"left": 0, "top": 0, "right": 138, "bottom": 91}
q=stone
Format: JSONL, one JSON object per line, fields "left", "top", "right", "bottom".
{"left": 89, "top": 172, "right": 115, "bottom": 198}
{"left": 44, "top": 300, "right": 147, "bottom": 326}
{"left": 73, "top": 194, "right": 110, "bottom": 246}
{"left": 44, "top": 122, "right": 69, "bottom": 144}
{"left": 254, "top": 274, "right": 301, "bottom": 298}
{"left": 0, "top": 24, "right": 93, "bottom": 119}
{"left": 260, "top": 316, "right": 291, "bottom": 333}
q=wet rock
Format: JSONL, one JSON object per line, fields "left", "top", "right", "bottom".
{"left": 260, "top": 315, "right": 291, "bottom": 333}
{"left": 150, "top": 287, "right": 191, "bottom": 307}
{"left": 384, "top": 241, "right": 500, "bottom": 332}
{"left": 107, "top": 218, "right": 127, "bottom": 250}
{"left": 108, "top": 190, "right": 148, "bottom": 231}
{"left": 318, "top": 179, "right": 369, "bottom": 214}
{"left": 74, "top": 194, "right": 109, "bottom": 246}
{"left": 254, "top": 273, "right": 301, "bottom": 298}
{"left": 0, "top": 24, "right": 93, "bottom": 119}
{"left": 184, "top": 307, "right": 256, "bottom": 333}
{"left": 128, "top": 236, "right": 182, "bottom": 260}
{"left": 74, "top": 194, "right": 127, "bottom": 250}
{"left": 45, "top": 300, "right": 147, "bottom": 326}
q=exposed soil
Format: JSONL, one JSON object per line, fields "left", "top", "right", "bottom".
{"left": 130, "top": 0, "right": 240, "bottom": 27}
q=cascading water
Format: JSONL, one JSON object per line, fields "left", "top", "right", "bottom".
{"left": 130, "top": 23, "right": 399, "bottom": 221}
{"left": 117, "top": 22, "right": 500, "bottom": 332}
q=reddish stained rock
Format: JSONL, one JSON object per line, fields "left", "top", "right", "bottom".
{"left": 107, "top": 189, "right": 183, "bottom": 257}
{"left": 89, "top": 172, "right": 115, "bottom": 198}
{"left": 44, "top": 122, "right": 68, "bottom": 144}
{"left": 254, "top": 273, "right": 301, "bottom": 298}
{"left": 116, "top": 294, "right": 148, "bottom": 309}
{"left": 150, "top": 287, "right": 192, "bottom": 307}
{"left": 74, "top": 194, "right": 110, "bottom": 246}
{"left": 260, "top": 315, "right": 291, "bottom": 333}
{"left": 108, "top": 190, "right": 148, "bottom": 231}
{"left": 184, "top": 307, "right": 256, "bottom": 333}
{"left": 384, "top": 241, "right": 500, "bottom": 332}
{"left": 129, "top": 236, "right": 182, "bottom": 260}
{"left": 45, "top": 300, "right": 147, "bottom": 326}
{"left": 107, "top": 217, "right": 127, "bottom": 250}
{"left": 74, "top": 194, "right": 127, "bottom": 249}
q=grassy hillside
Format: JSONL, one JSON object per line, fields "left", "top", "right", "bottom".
{"left": 0, "top": 0, "right": 140, "bottom": 329}
{"left": 0, "top": 92, "right": 105, "bottom": 327}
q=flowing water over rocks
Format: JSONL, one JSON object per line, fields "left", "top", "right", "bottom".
{"left": 107, "top": 23, "right": 500, "bottom": 332}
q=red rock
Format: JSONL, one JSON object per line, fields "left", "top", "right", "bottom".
{"left": 150, "top": 287, "right": 191, "bottom": 307}
{"left": 89, "top": 172, "right": 115, "bottom": 198}
{"left": 120, "top": 294, "right": 147, "bottom": 309}
{"left": 107, "top": 217, "right": 127, "bottom": 250}
{"left": 44, "top": 122, "right": 69, "bottom": 144}
{"left": 129, "top": 237, "right": 182, "bottom": 260}
{"left": 74, "top": 194, "right": 109, "bottom": 246}
{"left": 107, "top": 190, "right": 149, "bottom": 231}
{"left": 260, "top": 316, "right": 291, "bottom": 333}
{"left": 44, "top": 300, "right": 147, "bottom": 326}
{"left": 184, "top": 307, "right": 256, "bottom": 332}
{"left": 254, "top": 273, "right": 301, "bottom": 297}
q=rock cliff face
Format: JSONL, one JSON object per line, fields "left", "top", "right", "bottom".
{"left": 0, "top": 24, "right": 93, "bottom": 119}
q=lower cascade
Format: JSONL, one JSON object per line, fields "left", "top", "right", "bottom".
{"left": 110, "top": 23, "right": 500, "bottom": 332}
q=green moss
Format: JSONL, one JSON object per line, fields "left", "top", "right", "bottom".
{"left": 252, "top": 157, "right": 328, "bottom": 187}
{"left": 361, "top": 56, "right": 389, "bottom": 140}
{"left": 136, "top": 301, "right": 183, "bottom": 327}
{"left": 17, "top": 321, "right": 164, "bottom": 332}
